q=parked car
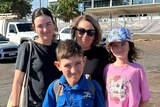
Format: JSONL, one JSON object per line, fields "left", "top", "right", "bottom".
{"left": 0, "top": 34, "right": 19, "bottom": 60}
{"left": 57, "top": 27, "right": 71, "bottom": 41}
{"left": 100, "top": 33, "right": 106, "bottom": 45}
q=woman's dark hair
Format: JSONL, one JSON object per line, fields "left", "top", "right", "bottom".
{"left": 71, "top": 15, "right": 102, "bottom": 47}
{"left": 32, "top": 7, "right": 55, "bottom": 25}
{"left": 108, "top": 41, "right": 142, "bottom": 63}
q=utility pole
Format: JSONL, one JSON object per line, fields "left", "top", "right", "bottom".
{"left": 40, "top": 0, "right": 41, "bottom": 8}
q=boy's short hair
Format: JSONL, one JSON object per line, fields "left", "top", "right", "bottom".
{"left": 56, "top": 39, "right": 83, "bottom": 61}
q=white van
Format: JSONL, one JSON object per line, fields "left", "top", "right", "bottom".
{"left": 0, "top": 14, "right": 37, "bottom": 45}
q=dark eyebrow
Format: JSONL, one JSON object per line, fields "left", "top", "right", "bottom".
{"left": 47, "top": 21, "right": 52, "bottom": 24}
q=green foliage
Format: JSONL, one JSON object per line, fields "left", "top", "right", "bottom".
{"left": 49, "top": 0, "right": 81, "bottom": 22}
{"left": 0, "top": 1, "right": 12, "bottom": 13}
{"left": 11, "top": 0, "right": 32, "bottom": 18}
{"left": 0, "top": 0, "right": 32, "bottom": 18}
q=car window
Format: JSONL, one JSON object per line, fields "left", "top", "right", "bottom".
{"left": 17, "top": 23, "right": 33, "bottom": 32}
{"left": 9, "top": 24, "right": 17, "bottom": 33}
{"left": 61, "top": 28, "right": 71, "bottom": 33}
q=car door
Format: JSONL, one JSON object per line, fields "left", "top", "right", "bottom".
{"left": 6, "top": 24, "right": 21, "bottom": 44}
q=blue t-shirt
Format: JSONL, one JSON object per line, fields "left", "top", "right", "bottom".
{"left": 42, "top": 74, "right": 105, "bottom": 107}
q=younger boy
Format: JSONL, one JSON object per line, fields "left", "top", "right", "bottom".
{"left": 42, "top": 39, "right": 105, "bottom": 107}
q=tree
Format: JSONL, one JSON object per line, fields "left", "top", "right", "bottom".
{"left": 49, "top": 0, "right": 81, "bottom": 22}
{"left": 0, "top": 0, "right": 32, "bottom": 18}
{"left": 0, "top": 1, "right": 12, "bottom": 13}
{"left": 11, "top": 0, "right": 32, "bottom": 18}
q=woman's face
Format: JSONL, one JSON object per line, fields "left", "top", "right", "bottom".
{"left": 75, "top": 20, "right": 95, "bottom": 50}
{"left": 33, "top": 15, "right": 55, "bottom": 42}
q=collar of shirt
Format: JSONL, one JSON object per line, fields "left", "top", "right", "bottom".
{"left": 59, "top": 74, "right": 90, "bottom": 91}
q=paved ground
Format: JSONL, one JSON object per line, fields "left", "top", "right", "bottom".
{"left": 0, "top": 34, "right": 160, "bottom": 107}
{"left": 0, "top": 60, "right": 15, "bottom": 107}
{"left": 133, "top": 34, "right": 160, "bottom": 107}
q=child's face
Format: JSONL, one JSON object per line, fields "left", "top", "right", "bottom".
{"left": 54, "top": 55, "right": 86, "bottom": 86}
{"left": 110, "top": 41, "right": 129, "bottom": 60}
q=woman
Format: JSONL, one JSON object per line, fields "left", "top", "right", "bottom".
{"left": 71, "top": 15, "right": 110, "bottom": 95}
{"left": 11, "top": 7, "right": 62, "bottom": 106}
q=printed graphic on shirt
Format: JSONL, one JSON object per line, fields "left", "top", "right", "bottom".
{"left": 83, "top": 91, "right": 92, "bottom": 98}
{"left": 107, "top": 75, "right": 130, "bottom": 104}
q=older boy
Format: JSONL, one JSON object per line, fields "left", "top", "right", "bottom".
{"left": 42, "top": 39, "right": 105, "bottom": 107}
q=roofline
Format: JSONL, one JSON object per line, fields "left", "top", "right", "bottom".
{"left": 85, "top": 3, "right": 160, "bottom": 17}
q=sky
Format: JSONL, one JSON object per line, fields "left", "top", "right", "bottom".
{"left": 31, "top": 0, "right": 48, "bottom": 12}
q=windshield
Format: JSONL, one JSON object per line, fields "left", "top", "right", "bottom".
{"left": 61, "top": 28, "right": 71, "bottom": 34}
{"left": 0, "top": 34, "right": 8, "bottom": 41}
{"left": 17, "top": 23, "right": 33, "bottom": 32}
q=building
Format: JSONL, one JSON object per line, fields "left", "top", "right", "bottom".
{"left": 48, "top": 0, "right": 160, "bottom": 33}
{"left": 82, "top": 0, "right": 160, "bottom": 17}
{"left": 82, "top": 0, "right": 160, "bottom": 33}
{"left": 48, "top": 0, "right": 57, "bottom": 5}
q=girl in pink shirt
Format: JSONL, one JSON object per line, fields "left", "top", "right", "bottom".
{"left": 103, "top": 27, "right": 150, "bottom": 107}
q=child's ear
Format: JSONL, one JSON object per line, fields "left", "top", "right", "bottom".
{"left": 54, "top": 61, "right": 62, "bottom": 71}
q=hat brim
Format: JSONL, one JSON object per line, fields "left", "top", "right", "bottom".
{"left": 106, "top": 40, "right": 131, "bottom": 48}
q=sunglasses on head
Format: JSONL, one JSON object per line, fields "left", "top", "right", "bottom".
{"left": 75, "top": 27, "right": 95, "bottom": 37}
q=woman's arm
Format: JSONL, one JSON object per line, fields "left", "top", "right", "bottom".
{"left": 11, "top": 70, "right": 25, "bottom": 106}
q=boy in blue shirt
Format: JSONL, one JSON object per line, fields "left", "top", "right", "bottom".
{"left": 43, "top": 39, "right": 105, "bottom": 107}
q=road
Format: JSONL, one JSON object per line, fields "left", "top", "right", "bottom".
{"left": 0, "top": 60, "right": 15, "bottom": 107}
